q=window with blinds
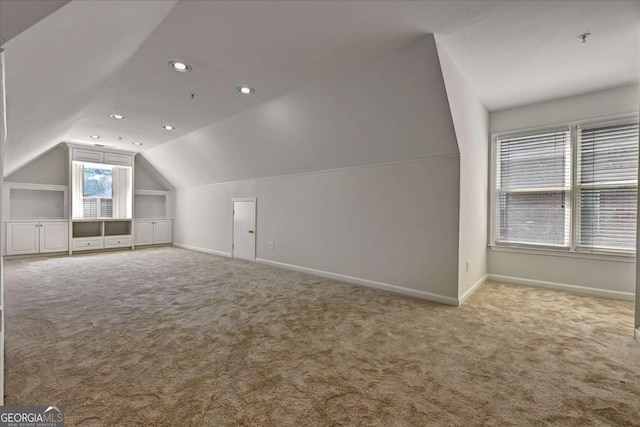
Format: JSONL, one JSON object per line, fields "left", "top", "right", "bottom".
{"left": 495, "top": 129, "right": 571, "bottom": 247}
{"left": 493, "top": 117, "right": 639, "bottom": 255}
{"left": 577, "top": 122, "right": 639, "bottom": 252}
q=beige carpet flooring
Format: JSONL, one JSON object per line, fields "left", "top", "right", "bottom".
{"left": 3, "top": 247, "right": 640, "bottom": 426}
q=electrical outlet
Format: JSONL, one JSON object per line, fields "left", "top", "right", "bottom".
{"left": 465, "top": 260, "right": 470, "bottom": 273}
{"left": 269, "top": 241, "right": 275, "bottom": 250}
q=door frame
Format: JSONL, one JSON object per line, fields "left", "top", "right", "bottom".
{"left": 231, "top": 197, "right": 257, "bottom": 261}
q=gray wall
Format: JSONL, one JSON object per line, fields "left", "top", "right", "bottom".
{"left": 489, "top": 84, "right": 639, "bottom": 299}
{"left": 175, "top": 157, "right": 460, "bottom": 301}
{"left": 135, "top": 155, "right": 171, "bottom": 191}
{"left": 437, "top": 38, "right": 489, "bottom": 300}
{"left": 168, "top": 36, "right": 462, "bottom": 303}
{"left": 5, "top": 145, "right": 67, "bottom": 185}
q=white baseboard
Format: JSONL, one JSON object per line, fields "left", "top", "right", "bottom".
{"left": 172, "top": 243, "right": 231, "bottom": 258}
{"left": 458, "top": 274, "right": 488, "bottom": 305}
{"left": 635, "top": 328, "right": 640, "bottom": 345}
{"left": 487, "top": 274, "right": 634, "bottom": 301}
{"left": 255, "top": 258, "right": 459, "bottom": 306}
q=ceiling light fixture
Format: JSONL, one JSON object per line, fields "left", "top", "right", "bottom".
{"left": 89, "top": 135, "right": 100, "bottom": 139}
{"left": 169, "top": 61, "right": 191, "bottom": 72}
{"left": 110, "top": 114, "right": 125, "bottom": 120}
{"left": 237, "top": 86, "right": 255, "bottom": 95}
{"left": 132, "top": 142, "right": 143, "bottom": 146}
{"left": 579, "top": 32, "right": 591, "bottom": 43}
{"left": 162, "top": 125, "right": 176, "bottom": 130}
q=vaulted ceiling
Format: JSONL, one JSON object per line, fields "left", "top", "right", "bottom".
{"left": 2, "top": 0, "right": 639, "bottom": 183}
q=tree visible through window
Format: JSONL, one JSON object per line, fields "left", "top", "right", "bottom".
{"left": 83, "top": 168, "right": 113, "bottom": 198}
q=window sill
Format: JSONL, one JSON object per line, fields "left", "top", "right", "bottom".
{"left": 489, "top": 244, "right": 635, "bottom": 263}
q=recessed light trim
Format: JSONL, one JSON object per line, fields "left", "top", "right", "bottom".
{"left": 89, "top": 135, "right": 100, "bottom": 139}
{"left": 237, "top": 86, "right": 255, "bottom": 95}
{"left": 170, "top": 61, "right": 191, "bottom": 72}
{"left": 132, "top": 142, "right": 143, "bottom": 146}
{"left": 162, "top": 125, "right": 176, "bottom": 130}
{"left": 110, "top": 114, "right": 125, "bottom": 120}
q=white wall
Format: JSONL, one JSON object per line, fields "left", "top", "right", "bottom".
{"left": 636, "top": 36, "right": 640, "bottom": 332}
{"left": 1, "top": 47, "right": 6, "bottom": 405}
{"left": 169, "top": 35, "right": 463, "bottom": 303}
{"left": 436, "top": 38, "right": 489, "bottom": 301}
{"left": 489, "top": 84, "right": 639, "bottom": 299}
{"left": 490, "top": 84, "right": 638, "bottom": 134}
{"left": 5, "top": 145, "right": 67, "bottom": 185}
{"left": 175, "top": 157, "right": 460, "bottom": 301}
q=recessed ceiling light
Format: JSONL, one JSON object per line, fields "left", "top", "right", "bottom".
{"left": 132, "top": 142, "right": 143, "bottom": 146}
{"left": 237, "top": 86, "right": 255, "bottom": 95}
{"left": 162, "top": 125, "right": 176, "bottom": 130}
{"left": 110, "top": 114, "right": 125, "bottom": 120}
{"left": 89, "top": 135, "right": 100, "bottom": 139}
{"left": 169, "top": 61, "right": 191, "bottom": 72}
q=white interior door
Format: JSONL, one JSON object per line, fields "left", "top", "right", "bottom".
{"left": 233, "top": 199, "right": 255, "bottom": 261}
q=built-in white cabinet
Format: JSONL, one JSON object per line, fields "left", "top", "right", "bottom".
{"left": 4, "top": 144, "right": 173, "bottom": 257}
{"left": 134, "top": 219, "right": 172, "bottom": 246}
{"left": 6, "top": 221, "right": 69, "bottom": 255}
{"left": 71, "top": 147, "right": 133, "bottom": 166}
{"left": 72, "top": 149, "right": 104, "bottom": 163}
{"left": 71, "top": 220, "right": 133, "bottom": 252}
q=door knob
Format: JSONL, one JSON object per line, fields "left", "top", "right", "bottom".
{"left": 248, "top": 230, "right": 254, "bottom": 234}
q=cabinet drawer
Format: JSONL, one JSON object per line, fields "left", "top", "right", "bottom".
{"left": 73, "top": 149, "right": 104, "bottom": 163}
{"left": 104, "top": 235, "right": 131, "bottom": 248}
{"left": 104, "top": 153, "right": 132, "bottom": 166}
{"left": 73, "top": 237, "right": 104, "bottom": 251}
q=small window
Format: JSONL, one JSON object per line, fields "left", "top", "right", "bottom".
{"left": 72, "top": 161, "right": 132, "bottom": 220}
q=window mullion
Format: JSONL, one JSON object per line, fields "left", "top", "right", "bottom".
{"left": 570, "top": 125, "right": 578, "bottom": 252}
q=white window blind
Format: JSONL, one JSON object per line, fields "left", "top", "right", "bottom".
{"left": 82, "top": 198, "right": 113, "bottom": 219}
{"left": 495, "top": 129, "right": 571, "bottom": 247}
{"left": 577, "top": 122, "right": 639, "bottom": 252}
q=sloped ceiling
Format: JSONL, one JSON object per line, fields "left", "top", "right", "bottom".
{"left": 0, "top": 0, "right": 70, "bottom": 45}
{"left": 144, "top": 36, "right": 458, "bottom": 188}
{"left": 3, "top": 0, "right": 640, "bottom": 185}
{"left": 1, "top": 0, "right": 178, "bottom": 175}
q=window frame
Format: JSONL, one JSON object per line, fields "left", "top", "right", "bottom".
{"left": 489, "top": 114, "right": 638, "bottom": 259}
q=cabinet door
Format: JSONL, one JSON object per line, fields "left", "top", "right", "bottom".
{"left": 40, "top": 222, "right": 69, "bottom": 253}
{"left": 73, "top": 149, "right": 104, "bottom": 163}
{"left": 104, "top": 153, "right": 132, "bottom": 166}
{"left": 134, "top": 221, "right": 154, "bottom": 245}
{"left": 6, "top": 222, "right": 39, "bottom": 255}
{"left": 153, "top": 220, "right": 172, "bottom": 244}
